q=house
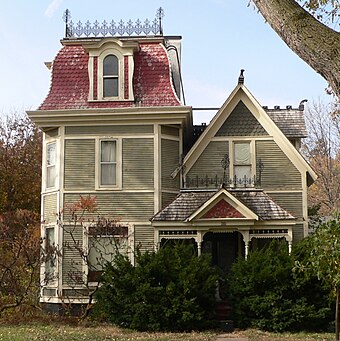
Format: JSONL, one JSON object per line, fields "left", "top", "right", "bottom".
{"left": 27, "top": 9, "right": 317, "bottom": 311}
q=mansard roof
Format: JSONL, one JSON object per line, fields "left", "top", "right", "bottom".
{"left": 39, "top": 40, "right": 180, "bottom": 110}
{"left": 152, "top": 189, "right": 295, "bottom": 222}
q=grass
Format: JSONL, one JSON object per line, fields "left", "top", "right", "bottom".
{"left": 0, "top": 316, "right": 335, "bottom": 341}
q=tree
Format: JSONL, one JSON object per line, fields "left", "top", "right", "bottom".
{"left": 295, "top": 216, "right": 340, "bottom": 340}
{"left": 302, "top": 101, "right": 340, "bottom": 215}
{"left": 0, "top": 114, "right": 42, "bottom": 213}
{"left": 251, "top": 0, "right": 340, "bottom": 98}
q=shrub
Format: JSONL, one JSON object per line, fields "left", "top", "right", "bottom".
{"left": 93, "top": 243, "right": 220, "bottom": 331}
{"left": 228, "top": 239, "right": 333, "bottom": 332}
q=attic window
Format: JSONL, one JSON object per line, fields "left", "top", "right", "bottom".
{"left": 103, "top": 55, "right": 119, "bottom": 97}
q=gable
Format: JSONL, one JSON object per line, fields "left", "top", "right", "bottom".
{"left": 202, "top": 199, "right": 245, "bottom": 219}
{"left": 216, "top": 100, "right": 268, "bottom": 136}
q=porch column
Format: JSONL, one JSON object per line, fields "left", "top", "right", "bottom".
{"left": 240, "top": 230, "right": 250, "bottom": 260}
{"left": 245, "top": 241, "right": 249, "bottom": 260}
{"left": 196, "top": 231, "right": 203, "bottom": 256}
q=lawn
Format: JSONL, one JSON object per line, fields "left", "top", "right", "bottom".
{"left": 0, "top": 323, "right": 335, "bottom": 341}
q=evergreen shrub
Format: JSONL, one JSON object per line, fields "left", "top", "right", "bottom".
{"left": 228, "top": 239, "right": 333, "bottom": 332}
{"left": 93, "top": 243, "right": 220, "bottom": 331}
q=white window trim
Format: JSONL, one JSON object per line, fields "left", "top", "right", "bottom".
{"left": 42, "top": 225, "right": 58, "bottom": 287}
{"left": 95, "top": 138, "right": 122, "bottom": 190}
{"left": 229, "top": 140, "right": 256, "bottom": 185}
{"left": 98, "top": 48, "right": 124, "bottom": 100}
{"left": 43, "top": 138, "right": 59, "bottom": 193}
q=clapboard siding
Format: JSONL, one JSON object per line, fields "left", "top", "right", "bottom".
{"left": 256, "top": 140, "right": 301, "bottom": 190}
{"left": 43, "top": 193, "right": 57, "bottom": 223}
{"left": 64, "top": 139, "right": 95, "bottom": 190}
{"left": 64, "top": 192, "right": 154, "bottom": 222}
{"left": 161, "top": 125, "right": 180, "bottom": 136}
{"left": 162, "top": 192, "right": 179, "bottom": 209}
{"left": 267, "top": 192, "right": 303, "bottom": 219}
{"left": 45, "top": 128, "right": 59, "bottom": 138}
{"left": 216, "top": 101, "right": 268, "bottom": 136}
{"left": 161, "top": 139, "right": 180, "bottom": 190}
{"left": 187, "top": 141, "right": 228, "bottom": 187}
{"left": 123, "top": 138, "right": 154, "bottom": 189}
{"left": 62, "top": 225, "right": 83, "bottom": 285}
{"left": 134, "top": 225, "right": 155, "bottom": 252}
{"left": 293, "top": 223, "right": 304, "bottom": 243}
{"left": 65, "top": 125, "right": 153, "bottom": 135}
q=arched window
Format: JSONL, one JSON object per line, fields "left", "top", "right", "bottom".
{"left": 103, "top": 55, "right": 118, "bottom": 97}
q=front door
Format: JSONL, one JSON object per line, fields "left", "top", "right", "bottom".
{"left": 202, "top": 232, "right": 244, "bottom": 273}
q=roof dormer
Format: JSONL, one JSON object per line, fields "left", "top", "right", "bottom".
{"left": 83, "top": 38, "right": 140, "bottom": 102}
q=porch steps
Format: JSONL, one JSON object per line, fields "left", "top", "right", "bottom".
{"left": 215, "top": 300, "right": 234, "bottom": 332}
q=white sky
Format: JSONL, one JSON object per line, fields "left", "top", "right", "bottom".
{"left": 0, "top": 0, "right": 334, "bottom": 124}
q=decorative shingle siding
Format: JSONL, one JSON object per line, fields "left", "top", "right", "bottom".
{"left": 123, "top": 138, "right": 154, "bottom": 189}
{"left": 216, "top": 101, "right": 268, "bottom": 136}
{"left": 39, "top": 43, "right": 180, "bottom": 110}
{"left": 256, "top": 140, "right": 302, "bottom": 190}
{"left": 267, "top": 192, "right": 303, "bottom": 219}
{"left": 64, "top": 193, "right": 154, "bottom": 222}
{"left": 134, "top": 225, "right": 154, "bottom": 252}
{"left": 62, "top": 225, "right": 83, "bottom": 285}
{"left": 161, "top": 139, "right": 180, "bottom": 190}
{"left": 43, "top": 193, "right": 57, "bottom": 223}
{"left": 64, "top": 139, "right": 95, "bottom": 190}
{"left": 65, "top": 125, "right": 153, "bottom": 135}
{"left": 187, "top": 141, "right": 228, "bottom": 187}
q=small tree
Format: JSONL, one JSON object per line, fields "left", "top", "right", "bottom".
{"left": 296, "top": 215, "right": 340, "bottom": 340}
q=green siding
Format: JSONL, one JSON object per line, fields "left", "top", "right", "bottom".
{"left": 64, "top": 192, "right": 154, "bottom": 222}
{"left": 161, "top": 125, "right": 180, "bottom": 136}
{"left": 187, "top": 141, "right": 228, "bottom": 188}
{"left": 62, "top": 225, "right": 83, "bottom": 285}
{"left": 293, "top": 223, "right": 304, "bottom": 243}
{"left": 42, "top": 288, "right": 56, "bottom": 296}
{"left": 123, "top": 138, "right": 154, "bottom": 189}
{"left": 65, "top": 125, "right": 153, "bottom": 135}
{"left": 161, "top": 139, "right": 180, "bottom": 190}
{"left": 64, "top": 139, "right": 95, "bottom": 190}
{"left": 134, "top": 225, "right": 155, "bottom": 252}
{"left": 43, "top": 193, "right": 57, "bottom": 223}
{"left": 256, "top": 140, "right": 302, "bottom": 190}
{"left": 268, "top": 192, "right": 303, "bottom": 219}
{"left": 216, "top": 101, "right": 268, "bottom": 136}
{"left": 162, "top": 192, "right": 178, "bottom": 209}
{"left": 45, "top": 128, "right": 59, "bottom": 138}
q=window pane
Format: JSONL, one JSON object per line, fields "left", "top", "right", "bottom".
{"left": 101, "top": 141, "right": 116, "bottom": 162}
{"left": 234, "top": 143, "right": 250, "bottom": 164}
{"left": 234, "top": 165, "right": 252, "bottom": 181}
{"left": 47, "top": 166, "right": 56, "bottom": 188}
{"left": 103, "top": 78, "right": 118, "bottom": 97}
{"left": 47, "top": 143, "right": 56, "bottom": 166}
{"left": 103, "top": 55, "right": 118, "bottom": 75}
{"left": 101, "top": 164, "right": 116, "bottom": 185}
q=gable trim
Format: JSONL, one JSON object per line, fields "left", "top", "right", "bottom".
{"left": 185, "top": 188, "right": 258, "bottom": 222}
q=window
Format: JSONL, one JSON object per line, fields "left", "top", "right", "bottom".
{"left": 234, "top": 142, "right": 251, "bottom": 180}
{"left": 46, "top": 142, "right": 56, "bottom": 188}
{"left": 44, "top": 227, "right": 56, "bottom": 283}
{"left": 103, "top": 55, "right": 119, "bottom": 98}
{"left": 100, "top": 140, "right": 117, "bottom": 186}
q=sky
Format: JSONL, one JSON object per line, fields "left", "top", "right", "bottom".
{"left": 0, "top": 0, "right": 334, "bottom": 124}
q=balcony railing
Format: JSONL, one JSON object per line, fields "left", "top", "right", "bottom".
{"left": 184, "top": 174, "right": 261, "bottom": 189}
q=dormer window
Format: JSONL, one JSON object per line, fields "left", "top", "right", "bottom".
{"left": 103, "top": 55, "right": 119, "bottom": 98}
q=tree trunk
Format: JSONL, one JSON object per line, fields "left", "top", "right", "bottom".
{"left": 252, "top": 0, "right": 340, "bottom": 99}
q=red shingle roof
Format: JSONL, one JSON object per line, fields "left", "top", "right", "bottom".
{"left": 39, "top": 42, "right": 180, "bottom": 110}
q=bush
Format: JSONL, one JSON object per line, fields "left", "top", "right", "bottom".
{"left": 228, "top": 239, "right": 333, "bottom": 332}
{"left": 93, "top": 243, "right": 220, "bottom": 331}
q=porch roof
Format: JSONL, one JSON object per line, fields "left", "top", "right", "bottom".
{"left": 151, "top": 189, "right": 295, "bottom": 222}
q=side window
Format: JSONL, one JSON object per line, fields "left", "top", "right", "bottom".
{"left": 100, "top": 140, "right": 117, "bottom": 186}
{"left": 44, "top": 227, "right": 57, "bottom": 283}
{"left": 234, "top": 142, "right": 251, "bottom": 183}
{"left": 46, "top": 142, "right": 56, "bottom": 188}
{"left": 103, "top": 55, "right": 119, "bottom": 98}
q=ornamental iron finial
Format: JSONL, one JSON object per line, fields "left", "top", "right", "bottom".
{"left": 238, "top": 69, "right": 245, "bottom": 84}
{"left": 157, "top": 7, "right": 165, "bottom": 35}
